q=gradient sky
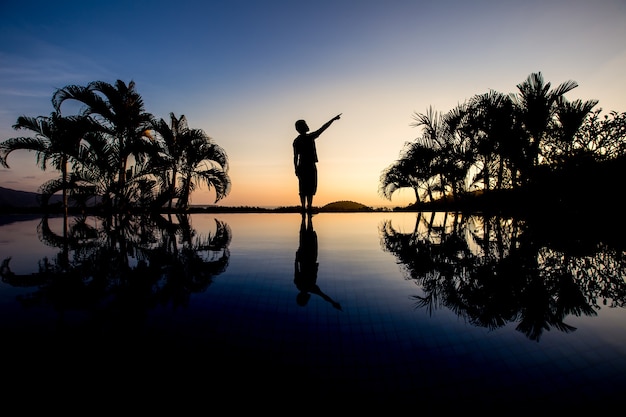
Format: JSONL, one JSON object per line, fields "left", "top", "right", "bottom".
{"left": 1, "top": 0, "right": 625, "bottom": 208}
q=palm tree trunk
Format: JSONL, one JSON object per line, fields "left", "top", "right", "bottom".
{"left": 168, "top": 167, "right": 177, "bottom": 211}
{"left": 412, "top": 186, "right": 421, "bottom": 205}
{"left": 117, "top": 153, "right": 129, "bottom": 212}
{"left": 179, "top": 176, "right": 192, "bottom": 210}
{"left": 62, "top": 157, "right": 68, "bottom": 218}
{"left": 61, "top": 157, "right": 69, "bottom": 239}
{"left": 496, "top": 156, "right": 505, "bottom": 190}
{"left": 438, "top": 173, "right": 447, "bottom": 202}
{"left": 483, "top": 155, "right": 491, "bottom": 192}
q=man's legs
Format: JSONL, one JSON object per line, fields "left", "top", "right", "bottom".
{"left": 300, "top": 194, "right": 306, "bottom": 212}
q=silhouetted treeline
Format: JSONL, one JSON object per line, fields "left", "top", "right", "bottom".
{"left": 0, "top": 80, "right": 231, "bottom": 215}
{"left": 380, "top": 72, "right": 626, "bottom": 214}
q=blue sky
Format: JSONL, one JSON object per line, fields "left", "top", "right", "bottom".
{"left": 1, "top": 0, "right": 625, "bottom": 207}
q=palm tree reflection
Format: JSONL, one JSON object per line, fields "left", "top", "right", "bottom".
{"left": 294, "top": 213, "right": 342, "bottom": 310}
{"left": 0, "top": 213, "right": 231, "bottom": 331}
{"left": 379, "top": 212, "right": 626, "bottom": 341}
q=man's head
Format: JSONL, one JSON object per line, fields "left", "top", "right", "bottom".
{"left": 295, "top": 119, "right": 309, "bottom": 134}
{"left": 296, "top": 291, "right": 311, "bottom": 306}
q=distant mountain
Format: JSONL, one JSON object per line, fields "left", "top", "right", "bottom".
{"left": 0, "top": 186, "right": 62, "bottom": 208}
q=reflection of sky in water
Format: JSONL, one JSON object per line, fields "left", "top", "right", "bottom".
{"left": 0, "top": 216, "right": 61, "bottom": 274}
{"left": 1, "top": 212, "right": 625, "bottom": 408}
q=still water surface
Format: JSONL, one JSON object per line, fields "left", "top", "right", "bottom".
{"left": 0, "top": 212, "right": 624, "bottom": 411}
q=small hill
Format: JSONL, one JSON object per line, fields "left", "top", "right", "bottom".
{"left": 321, "top": 200, "right": 373, "bottom": 212}
{"left": 0, "top": 186, "right": 55, "bottom": 208}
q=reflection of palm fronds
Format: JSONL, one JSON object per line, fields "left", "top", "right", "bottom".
{"left": 379, "top": 213, "right": 626, "bottom": 341}
{"left": 195, "top": 219, "right": 232, "bottom": 251}
{"left": 9, "top": 214, "right": 233, "bottom": 323}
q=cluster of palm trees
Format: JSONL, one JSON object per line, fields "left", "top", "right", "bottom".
{"left": 379, "top": 72, "right": 626, "bottom": 206}
{"left": 0, "top": 80, "right": 231, "bottom": 213}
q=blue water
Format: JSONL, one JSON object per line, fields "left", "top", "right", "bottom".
{"left": 0, "top": 212, "right": 624, "bottom": 412}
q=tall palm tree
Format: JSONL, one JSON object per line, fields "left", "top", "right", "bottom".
{"left": 148, "top": 113, "right": 190, "bottom": 210}
{"left": 411, "top": 107, "right": 450, "bottom": 201}
{"left": 465, "top": 91, "right": 526, "bottom": 190}
{"left": 510, "top": 72, "right": 578, "bottom": 172}
{"left": 52, "top": 80, "right": 154, "bottom": 210}
{"left": 441, "top": 105, "right": 475, "bottom": 199}
{"left": 412, "top": 105, "right": 473, "bottom": 202}
{"left": 0, "top": 112, "right": 93, "bottom": 214}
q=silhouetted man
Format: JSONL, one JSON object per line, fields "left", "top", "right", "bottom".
{"left": 293, "top": 113, "right": 341, "bottom": 213}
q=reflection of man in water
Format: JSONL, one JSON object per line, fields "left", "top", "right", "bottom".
{"left": 294, "top": 214, "right": 342, "bottom": 310}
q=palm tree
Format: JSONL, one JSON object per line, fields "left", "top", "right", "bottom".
{"left": 148, "top": 113, "right": 231, "bottom": 210}
{"left": 0, "top": 112, "right": 93, "bottom": 214}
{"left": 465, "top": 91, "right": 526, "bottom": 190}
{"left": 52, "top": 80, "right": 154, "bottom": 210}
{"left": 550, "top": 97, "right": 599, "bottom": 161}
{"left": 411, "top": 105, "right": 473, "bottom": 202}
{"left": 176, "top": 130, "right": 231, "bottom": 209}
{"left": 379, "top": 143, "right": 435, "bottom": 204}
{"left": 510, "top": 72, "right": 578, "bottom": 173}
{"left": 411, "top": 107, "right": 450, "bottom": 201}
{"left": 148, "top": 113, "right": 190, "bottom": 210}
{"left": 380, "top": 106, "right": 471, "bottom": 206}
{"left": 441, "top": 105, "right": 475, "bottom": 199}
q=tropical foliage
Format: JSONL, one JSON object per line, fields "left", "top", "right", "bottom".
{"left": 380, "top": 72, "right": 625, "bottom": 208}
{"left": 0, "top": 80, "right": 231, "bottom": 213}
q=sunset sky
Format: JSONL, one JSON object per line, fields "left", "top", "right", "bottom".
{"left": 1, "top": 0, "right": 625, "bottom": 208}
